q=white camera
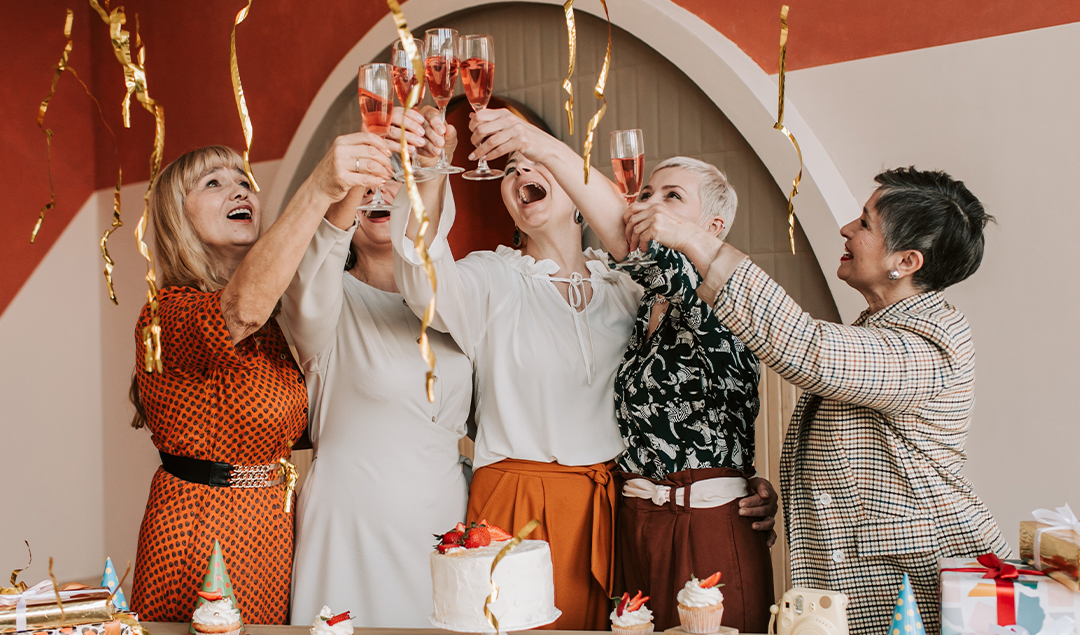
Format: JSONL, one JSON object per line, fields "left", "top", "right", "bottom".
{"left": 769, "top": 588, "right": 850, "bottom": 635}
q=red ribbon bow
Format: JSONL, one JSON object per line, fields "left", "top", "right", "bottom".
{"left": 943, "top": 554, "right": 1045, "bottom": 627}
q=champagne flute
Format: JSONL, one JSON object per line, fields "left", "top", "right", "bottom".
{"left": 610, "top": 129, "right": 655, "bottom": 267}
{"left": 460, "top": 34, "right": 503, "bottom": 181}
{"left": 424, "top": 28, "right": 464, "bottom": 175}
{"left": 357, "top": 63, "right": 394, "bottom": 215}
{"left": 391, "top": 39, "right": 435, "bottom": 183}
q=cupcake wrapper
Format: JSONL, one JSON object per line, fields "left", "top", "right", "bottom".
{"left": 612, "top": 622, "right": 655, "bottom": 635}
{"left": 194, "top": 624, "right": 243, "bottom": 635}
{"left": 678, "top": 605, "right": 724, "bottom": 635}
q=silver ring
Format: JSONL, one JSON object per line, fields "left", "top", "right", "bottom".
{"left": 355, "top": 158, "right": 361, "bottom": 173}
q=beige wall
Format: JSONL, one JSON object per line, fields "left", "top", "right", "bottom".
{"left": 785, "top": 23, "right": 1080, "bottom": 545}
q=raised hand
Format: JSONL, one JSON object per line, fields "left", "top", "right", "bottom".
{"left": 467, "top": 108, "right": 557, "bottom": 165}
{"left": 384, "top": 106, "right": 428, "bottom": 149}
{"left": 309, "top": 132, "right": 394, "bottom": 204}
{"left": 416, "top": 105, "right": 457, "bottom": 163}
{"left": 623, "top": 200, "right": 712, "bottom": 255}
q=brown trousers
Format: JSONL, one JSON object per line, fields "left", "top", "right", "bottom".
{"left": 467, "top": 459, "right": 617, "bottom": 631}
{"left": 615, "top": 468, "right": 774, "bottom": 632}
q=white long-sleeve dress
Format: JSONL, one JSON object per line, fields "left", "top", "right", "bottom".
{"left": 389, "top": 195, "right": 640, "bottom": 469}
{"left": 281, "top": 218, "right": 472, "bottom": 627}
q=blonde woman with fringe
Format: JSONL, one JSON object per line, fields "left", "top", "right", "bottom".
{"left": 129, "top": 137, "right": 393, "bottom": 624}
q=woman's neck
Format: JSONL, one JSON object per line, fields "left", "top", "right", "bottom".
{"left": 213, "top": 244, "right": 250, "bottom": 282}
{"left": 863, "top": 279, "right": 920, "bottom": 315}
{"left": 522, "top": 227, "right": 588, "bottom": 278}
{"left": 349, "top": 244, "right": 397, "bottom": 293}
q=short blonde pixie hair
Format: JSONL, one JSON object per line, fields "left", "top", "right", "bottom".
{"left": 149, "top": 145, "right": 247, "bottom": 292}
{"left": 651, "top": 156, "right": 737, "bottom": 240}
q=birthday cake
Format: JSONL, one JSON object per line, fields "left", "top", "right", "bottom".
{"left": 428, "top": 522, "right": 559, "bottom": 633}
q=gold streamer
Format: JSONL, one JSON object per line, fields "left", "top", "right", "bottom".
{"left": 772, "top": 5, "right": 803, "bottom": 255}
{"left": 484, "top": 520, "right": 540, "bottom": 633}
{"left": 561, "top": 0, "right": 576, "bottom": 135}
{"left": 3, "top": 542, "right": 31, "bottom": 595}
{"left": 387, "top": 0, "right": 438, "bottom": 402}
{"left": 100, "top": 168, "right": 123, "bottom": 304}
{"left": 90, "top": 0, "right": 167, "bottom": 371}
{"left": 230, "top": 0, "right": 259, "bottom": 191}
{"left": 31, "top": 9, "right": 75, "bottom": 244}
{"left": 278, "top": 456, "right": 299, "bottom": 513}
{"left": 581, "top": 0, "right": 610, "bottom": 184}
{"left": 47, "top": 559, "right": 64, "bottom": 619}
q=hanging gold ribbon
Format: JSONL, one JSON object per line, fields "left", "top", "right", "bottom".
{"left": 561, "top": 0, "right": 576, "bottom": 135}
{"left": 30, "top": 10, "right": 74, "bottom": 245}
{"left": 386, "top": 0, "right": 438, "bottom": 402}
{"left": 581, "top": 0, "right": 610, "bottom": 184}
{"left": 90, "top": 0, "right": 166, "bottom": 371}
{"left": 483, "top": 520, "right": 540, "bottom": 633}
{"left": 100, "top": 169, "right": 123, "bottom": 304}
{"left": 772, "top": 5, "right": 803, "bottom": 256}
{"left": 230, "top": 0, "right": 259, "bottom": 191}
{"left": 2, "top": 542, "right": 31, "bottom": 595}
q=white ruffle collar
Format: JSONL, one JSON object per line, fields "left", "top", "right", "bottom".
{"left": 495, "top": 245, "right": 623, "bottom": 283}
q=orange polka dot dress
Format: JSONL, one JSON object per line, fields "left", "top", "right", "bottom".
{"left": 130, "top": 287, "right": 307, "bottom": 624}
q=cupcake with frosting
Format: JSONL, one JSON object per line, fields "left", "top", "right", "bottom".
{"left": 191, "top": 593, "right": 242, "bottom": 635}
{"left": 610, "top": 591, "right": 653, "bottom": 635}
{"left": 676, "top": 572, "right": 724, "bottom": 634}
{"left": 311, "top": 606, "right": 353, "bottom": 635}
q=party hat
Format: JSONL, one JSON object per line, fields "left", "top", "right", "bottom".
{"left": 188, "top": 540, "right": 243, "bottom": 635}
{"left": 101, "top": 557, "right": 129, "bottom": 612}
{"left": 888, "top": 574, "right": 925, "bottom": 635}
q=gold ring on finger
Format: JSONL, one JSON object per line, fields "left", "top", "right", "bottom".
{"left": 355, "top": 158, "right": 361, "bottom": 173}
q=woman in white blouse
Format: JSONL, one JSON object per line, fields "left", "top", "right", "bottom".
{"left": 283, "top": 109, "right": 471, "bottom": 627}
{"left": 391, "top": 109, "right": 640, "bottom": 630}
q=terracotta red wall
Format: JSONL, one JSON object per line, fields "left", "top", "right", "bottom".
{"left": 4, "top": 0, "right": 1079, "bottom": 317}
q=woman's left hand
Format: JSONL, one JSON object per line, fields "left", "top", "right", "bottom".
{"left": 416, "top": 105, "right": 458, "bottom": 164}
{"left": 741, "top": 477, "right": 779, "bottom": 547}
{"left": 624, "top": 200, "right": 713, "bottom": 254}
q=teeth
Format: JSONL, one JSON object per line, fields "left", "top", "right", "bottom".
{"left": 227, "top": 208, "right": 252, "bottom": 220}
{"left": 518, "top": 183, "right": 547, "bottom": 205}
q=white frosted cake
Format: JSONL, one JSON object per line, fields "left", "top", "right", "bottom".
{"left": 429, "top": 539, "right": 559, "bottom": 632}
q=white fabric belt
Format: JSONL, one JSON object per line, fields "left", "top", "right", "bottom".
{"left": 623, "top": 476, "right": 749, "bottom": 508}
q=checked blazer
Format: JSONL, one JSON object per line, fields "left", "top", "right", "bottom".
{"left": 710, "top": 259, "right": 1010, "bottom": 635}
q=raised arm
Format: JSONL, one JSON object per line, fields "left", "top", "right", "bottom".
{"left": 467, "top": 108, "right": 632, "bottom": 260}
{"left": 625, "top": 202, "right": 962, "bottom": 414}
{"left": 221, "top": 132, "right": 393, "bottom": 343}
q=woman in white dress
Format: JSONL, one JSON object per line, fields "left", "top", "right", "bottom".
{"left": 390, "top": 110, "right": 641, "bottom": 630}
{"left": 284, "top": 110, "right": 471, "bottom": 627}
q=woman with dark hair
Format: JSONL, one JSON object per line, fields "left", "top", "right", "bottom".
{"left": 129, "top": 135, "right": 393, "bottom": 623}
{"left": 624, "top": 166, "right": 1010, "bottom": 635}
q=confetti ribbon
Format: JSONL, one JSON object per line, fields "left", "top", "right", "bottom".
{"left": 30, "top": 10, "right": 73, "bottom": 245}
{"left": 2, "top": 542, "right": 31, "bottom": 596}
{"left": 100, "top": 169, "right": 123, "bottom": 304}
{"left": 580, "top": 0, "right": 610, "bottom": 184}
{"left": 386, "top": 0, "right": 438, "bottom": 402}
{"left": 230, "top": 0, "right": 259, "bottom": 191}
{"left": 561, "top": 0, "right": 575, "bottom": 135}
{"left": 90, "top": 0, "right": 167, "bottom": 371}
{"left": 484, "top": 520, "right": 540, "bottom": 633}
{"left": 773, "top": 5, "right": 803, "bottom": 255}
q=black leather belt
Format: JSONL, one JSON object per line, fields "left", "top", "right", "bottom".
{"left": 159, "top": 451, "right": 283, "bottom": 488}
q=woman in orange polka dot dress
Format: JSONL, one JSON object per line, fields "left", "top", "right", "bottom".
{"left": 129, "top": 138, "right": 394, "bottom": 623}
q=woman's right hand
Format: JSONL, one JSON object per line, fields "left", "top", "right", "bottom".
{"left": 467, "top": 108, "right": 556, "bottom": 165}
{"left": 309, "top": 132, "right": 394, "bottom": 204}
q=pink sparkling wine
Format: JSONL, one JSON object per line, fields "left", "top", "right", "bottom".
{"left": 359, "top": 88, "right": 392, "bottom": 135}
{"left": 612, "top": 154, "right": 645, "bottom": 200}
{"left": 424, "top": 56, "right": 460, "bottom": 108}
{"left": 460, "top": 58, "right": 494, "bottom": 110}
{"left": 392, "top": 65, "right": 426, "bottom": 106}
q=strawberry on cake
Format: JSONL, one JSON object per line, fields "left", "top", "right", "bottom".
{"left": 310, "top": 607, "right": 352, "bottom": 635}
{"left": 611, "top": 591, "right": 654, "bottom": 635}
{"left": 429, "top": 521, "right": 560, "bottom": 632}
{"left": 676, "top": 572, "right": 725, "bottom": 634}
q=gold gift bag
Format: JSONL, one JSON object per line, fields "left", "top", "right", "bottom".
{"left": 1020, "top": 519, "right": 1080, "bottom": 592}
{"left": 0, "top": 584, "right": 114, "bottom": 634}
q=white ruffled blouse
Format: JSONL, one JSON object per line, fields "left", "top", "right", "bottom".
{"left": 391, "top": 191, "right": 642, "bottom": 469}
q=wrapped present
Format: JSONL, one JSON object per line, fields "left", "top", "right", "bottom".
{"left": 940, "top": 554, "right": 1080, "bottom": 635}
{"left": 1020, "top": 505, "right": 1080, "bottom": 593}
{"left": 0, "top": 583, "right": 114, "bottom": 634}
{"left": 18, "top": 616, "right": 142, "bottom": 635}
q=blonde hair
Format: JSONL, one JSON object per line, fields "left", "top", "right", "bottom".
{"left": 651, "top": 156, "right": 737, "bottom": 240}
{"left": 131, "top": 145, "right": 246, "bottom": 428}
{"left": 150, "top": 145, "right": 247, "bottom": 292}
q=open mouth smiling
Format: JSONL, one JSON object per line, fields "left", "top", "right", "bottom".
{"left": 227, "top": 205, "right": 253, "bottom": 221}
{"left": 518, "top": 182, "right": 548, "bottom": 205}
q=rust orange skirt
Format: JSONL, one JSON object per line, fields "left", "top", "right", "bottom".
{"left": 467, "top": 459, "right": 617, "bottom": 631}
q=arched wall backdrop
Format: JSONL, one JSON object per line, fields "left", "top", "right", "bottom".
{"left": 2, "top": 0, "right": 1078, "bottom": 587}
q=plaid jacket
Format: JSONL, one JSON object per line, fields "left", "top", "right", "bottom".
{"left": 712, "top": 259, "right": 1010, "bottom": 635}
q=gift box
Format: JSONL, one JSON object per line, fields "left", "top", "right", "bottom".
{"left": 18, "top": 617, "right": 142, "bottom": 635}
{"left": 0, "top": 583, "right": 114, "bottom": 635}
{"left": 1020, "top": 505, "right": 1080, "bottom": 593}
{"left": 940, "top": 554, "right": 1080, "bottom": 635}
